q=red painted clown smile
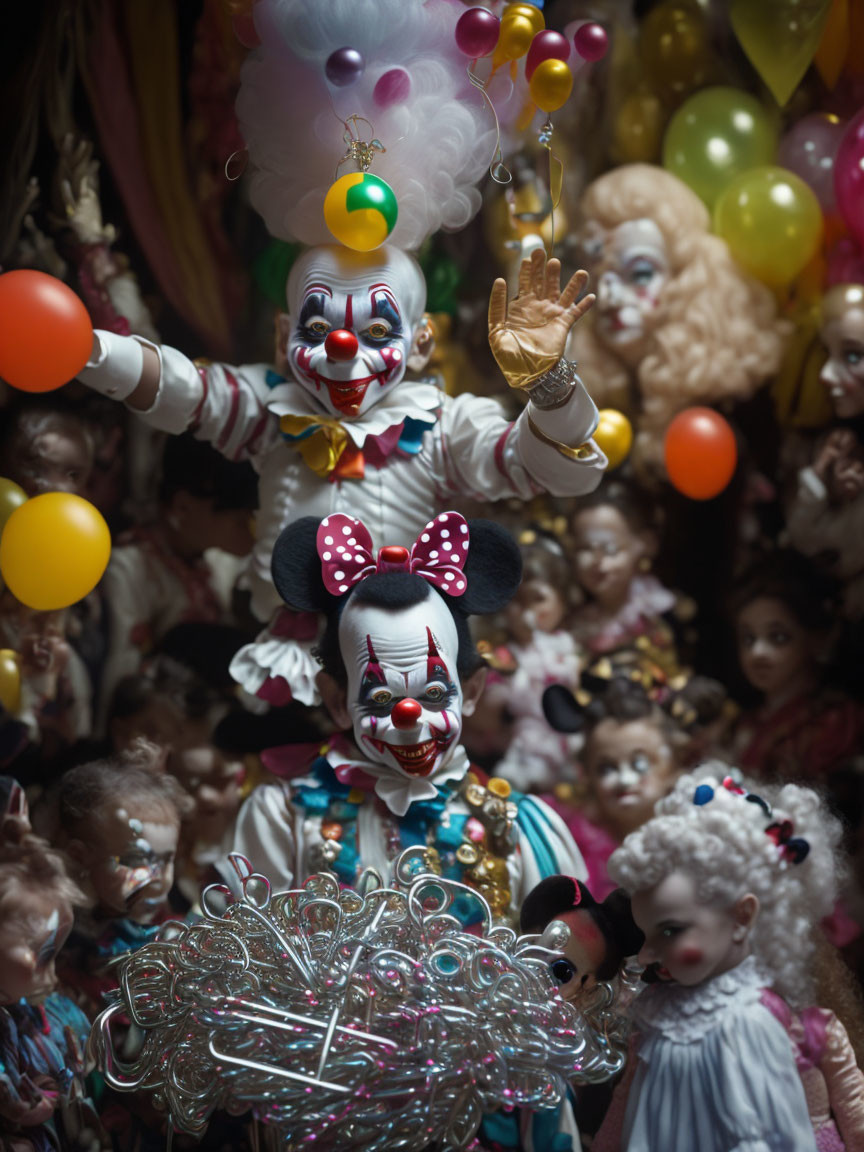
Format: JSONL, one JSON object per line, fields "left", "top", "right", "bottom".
{"left": 369, "top": 737, "right": 450, "bottom": 777}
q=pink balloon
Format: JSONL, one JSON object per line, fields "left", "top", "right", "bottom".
{"left": 574, "top": 22, "right": 607, "bottom": 62}
{"left": 525, "top": 30, "right": 571, "bottom": 81}
{"left": 455, "top": 7, "right": 500, "bottom": 58}
{"left": 835, "top": 107, "right": 864, "bottom": 250}
{"left": 374, "top": 68, "right": 411, "bottom": 108}
{"left": 778, "top": 114, "right": 845, "bottom": 213}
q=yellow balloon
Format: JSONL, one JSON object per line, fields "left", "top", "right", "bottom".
{"left": 714, "top": 166, "right": 823, "bottom": 289}
{"left": 594, "top": 409, "right": 633, "bottom": 470}
{"left": 730, "top": 0, "right": 832, "bottom": 106}
{"left": 640, "top": 0, "right": 714, "bottom": 102}
{"left": 529, "top": 58, "right": 573, "bottom": 113}
{"left": 0, "top": 493, "right": 111, "bottom": 611}
{"left": 0, "top": 650, "right": 20, "bottom": 714}
{"left": 503, "top": 3, "right": 544, "bottom": 35}
{"left": 0, "top": 478, "right": 27, "bottom": 536}
{"left": 498, "top": 12, "right": 534, "bottom": 60}
{"left": 613, "top": 88, "right": 666, "bottom": 163}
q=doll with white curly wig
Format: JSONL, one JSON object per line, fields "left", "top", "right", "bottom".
{"left": 568, "top": 165, "right": 791, "bottom": 479}
{"left": 591, "top": 771, "right": 864, "bottom": 1152}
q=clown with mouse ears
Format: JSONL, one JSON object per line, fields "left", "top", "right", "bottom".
{"left": 227, "top": 510, "right": 586, "bottom": 922}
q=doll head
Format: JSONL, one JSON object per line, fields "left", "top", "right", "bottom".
{"left": 570, "top": 164, "right": 787, "bottom": 475}
{"left": 0, "top": 401, "right": 94, "bottom": 497}
{"left": 57, "top": 753, "right": 188, "bottom": 925}
{"left": 520, "top": 875, "right": 644, "bottom": 1003}
{"left": 278, "top": 245, "right": 431, "bottom": 420}
{"left": 570, "top": 482, "right": 657, "bottom": 614}
{"left": 505, "top": 531, "right": 570, "bottom": 645}
{"left": 609, "top": 771, "right": 842, "bottom": 1005}
{"left": 545, "top": 678, "right": 685, "bottom": 838}
{"left": 731, "top": 551, "right": 836, "bottom": 707}
{"left": 0, "top": 783, "right": 82, "bottom": 1005}
{"left": 271, "top": 512, "right": 521, "bottom": 805}
{"left": 159, "top": 434, "right": 257, "bottom": 558}
{"left": 820, "top": 283, "right": 864, "bottom": 420}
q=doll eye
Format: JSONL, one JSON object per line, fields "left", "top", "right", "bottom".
{"left": 365, "top": 321, "right": 391, "bottom": 340}
{"left": 768, "top": 630, "right": 790, "bottom": 646}
{"left": 550, "top": 958, "right": 576, "bottom": 984}
{"left": 629, "top": 259, "right": 657, "bottom": 286}
{"left": 844, "top": 347, "right": 863, "bottom": 365}
{"left": 425, "top": 684, "right": 445, "bottom": 702}
{"left": 660, "top": 925, "right": 683, "bottom": 939}
{"left": 371, "top": 688, "right": 393, "bottom": 706}
{"left": 632, "top": 753, "right": 651, "bottom": 774}
{"left": 307, "top": 320, "right": 330, "bottom": 337}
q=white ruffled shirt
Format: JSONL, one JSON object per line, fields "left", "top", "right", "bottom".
{"left": 623, "top": 957, "right": 817, "bottom": 1152}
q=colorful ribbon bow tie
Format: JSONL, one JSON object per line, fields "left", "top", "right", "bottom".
{"left": 316, "top": 511, "right": 470, "bottom": 597}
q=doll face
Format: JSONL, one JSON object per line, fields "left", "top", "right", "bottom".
{"left": 506, "top": 577, "right": 565, "bottom": 643}
{"left": 584, "top": 219, "right": 668, "bottom": 364}
{"left": 547, "top": 908, "right": 608, "bottom": 1003}
{"left": 340, "top": 593, "right": 462, "bottom": 780}
{"left": 736, "top": 597, "right": 813, "bottom": 702}
{"left": 829, "top": 448, "right": 864, "bottom": 503}
{"left": 0, "top": 889, "right": 74, "bottom": 1004}
{"left": 285, "top": 248, "right": 423, "bottom": 419}
{"left": 633, "top": 871, "right": 750, "bottom": 986}
{"left": 820, "top": 302, "right": 864, "bottom": 419}
{"left": 586, "top": 717, "right": 676, "bottom": 834}
{"left": 173, "top": 746, "right": 243, "bottom": 845}
{"left": 15, "top": 429, "right": 92, "bottom": 497}
{"left": 84, "top": 801, "right": 179, "bottom": 924}
{"left": 572, "top": 505, "right": 646, "bottom": 611}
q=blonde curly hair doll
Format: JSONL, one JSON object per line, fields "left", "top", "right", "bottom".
{"left": 568, "top": 165, "right": 790, "bottom": 478}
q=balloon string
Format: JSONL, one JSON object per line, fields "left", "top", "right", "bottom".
{"left": 538, "top": 118, "right": 563, "bottom": 254}
{"left": 467, "top": 62, "right": 511, "bottom": 185}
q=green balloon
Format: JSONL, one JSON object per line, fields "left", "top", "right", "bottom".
{"left": 663, "top": 86, "right": 778, "bottom": 210}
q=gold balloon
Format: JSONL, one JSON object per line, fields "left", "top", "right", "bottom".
{"left": 613, "top": 88, "right": 666, "bottom": 163}
{"left": 594, "top": 409, "right": 634, "bottom": 470}
{"left": 498, "top": 12, "right": 535, "bottom": 61}
{"left": 529, "top": 58, "right": 573, "bottom": 112}
{"left": 0, "top": 650, "right": 21, "bottom": 714}
{"left": 503, "top": 3, "right": 544, "bottom": 35}
{"left": 640, "top": 0, "right": 714, "bottom": 102}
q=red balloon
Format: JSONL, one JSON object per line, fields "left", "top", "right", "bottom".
{"left": 0, "top": 271, "right": 92, "bottom": 393}
{"left": 574, "top": 22, "right": 608, "bottom": 62}
{"left": 455, "top": 7, "right": 500, "bottom": 58}
{"left": 664, "top": 408, "right": 737, "bottom": 500}
{"left": 525, "top": 30, "right": 571, "bottom": 80}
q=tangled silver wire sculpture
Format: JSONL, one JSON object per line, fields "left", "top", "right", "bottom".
{"left": 90, "top": 850, "right": 629, "bottom": 1150}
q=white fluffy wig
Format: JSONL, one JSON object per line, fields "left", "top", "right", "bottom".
{"left": 237, "top": 0, "right": 496, "bottom": 250}
{"left": 608, "top": 769, "right": 843, "bottom": 1007}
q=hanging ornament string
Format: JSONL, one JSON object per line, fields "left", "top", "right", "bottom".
{"left": 467, "top": 62, "right": 511, "bottom": 185}
{"left": 538, "top": 117, "right": 564, "bottom": 254}
{"left": 224, "top": 149, "right": 248, "bottom": 182}
{"left": 334, "top": 114, "right": 386, "bottom": 179}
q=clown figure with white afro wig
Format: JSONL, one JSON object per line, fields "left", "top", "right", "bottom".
{"left": 592, "top": 771, "right": 864, "bottom": 1152}
{"left": 71, "top": 0, "right": 606, "bottom": 709}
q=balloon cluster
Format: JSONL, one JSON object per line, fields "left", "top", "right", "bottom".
{"left": 91, "top": 850, "right": 627, "bottom": 1147}
{"left": 455, "top": 5, "right": 607, "bottom": 113}
{"left": 0, "top": 271, "right": 111, "bottom": 612}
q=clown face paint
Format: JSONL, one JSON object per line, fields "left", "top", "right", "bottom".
{"left": 339, "top": 592, "right": 463, "bottom": 782}
{"left": 87, "top": 805, "right": 179, "bottom": 924}
{"left": 285, "top": 246, "right": 425, "bottom": 419}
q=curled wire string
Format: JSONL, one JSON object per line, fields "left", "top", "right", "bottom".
{"left": 90, "top": 852, "right": 628, "bottom": 1150}
{"left": 467, "top": 62, "right": 511, "bottom": 185}
{"left": 537, "top": 118, "right": 563, "bottom": 255}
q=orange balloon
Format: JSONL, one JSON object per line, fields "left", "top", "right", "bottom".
{"left": 664, "top": 407, "right": 737, "bottom": 500}
{"left": 0, "top": 271, "right": 92, "bottom": 393}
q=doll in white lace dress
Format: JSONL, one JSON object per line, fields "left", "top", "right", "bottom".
{"left": 593, "top": 771, "right": 864, "bottom": 1152}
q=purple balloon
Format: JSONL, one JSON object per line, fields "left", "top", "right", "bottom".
{"left": 325, "top": 46, "right": 365, "bottom": 87}
{"left": 455, "top": 7, "right": 500, "bottom": 59}
{"left": 525, "top": 30, "right": 571, "bottom": 81}
{"left": 778, "top": 113, "right": 845, "bottom": 213}
{"left": 836, "top": 108, "right": 864, "bottom": 250}
{"left": 373, "top": 68, "right": 412, "bottom": 108}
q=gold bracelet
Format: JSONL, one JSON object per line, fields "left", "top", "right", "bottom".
{"left": 527, "top": 413, "right": 595, "bottom": 461}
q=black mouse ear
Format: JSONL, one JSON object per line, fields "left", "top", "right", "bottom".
{"left": 542, "top": 684, "right": 585, "bottom": 734}
{"left": 519, "top": 874, "right": 580, "bottom": 933}
{"left": 600, "top": 888, "right": 645, "bottom": 957}
{"left": 458, "top": 519, "right": 522, "bottom": 615}
{"left": 271, "top": 517, "right": 338, "bottom": 613}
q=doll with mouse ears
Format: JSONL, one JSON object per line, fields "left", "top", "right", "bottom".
{"left": 226, "top": 510, "right": 587, "bottom": 925}
{"left": 592, "top": 770, "right": 863, "bottom": 1152}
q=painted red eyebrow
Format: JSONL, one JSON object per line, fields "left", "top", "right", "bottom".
{"left": 303, "top": 283, "right": 333, "bottom": 296}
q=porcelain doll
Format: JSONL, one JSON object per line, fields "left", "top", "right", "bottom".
{"left": 0, "top": 402, "right": 94, "bottom": 498}
{"left": 492, "top": 532, "right": 583, "bottom": 792}
{"left": 820, "top": 283, "right": 864, "bottom": 422}
{"left": 729, "top": 551, "right": 863, "bottom": 783}
{"left": 787, "top": 427, "right": 864, "bottom": 619}
{"left": 593, "top": 772, "right": 864, "bottom": 1152}
{"left": 568, "top": 164, "right": 789, "bottom": 478}
{"left": 67, "top": 0, "right": 606, "bottom": 712}
{"left": 227, "top": 511, "right": 586, "bottom": 924}
{"left": 0, "top": 782, "right": 107, "bottom": 1151}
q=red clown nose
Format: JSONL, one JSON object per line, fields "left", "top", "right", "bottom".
{"left": 391, "top": 698, "right": 422, "bottom": 729}
{"left": 324, "top": 329, "right": 359, "bottom": 361}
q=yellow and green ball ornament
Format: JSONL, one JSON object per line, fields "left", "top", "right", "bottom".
{"left": 324, "top": 172, "right": 399, "bottom": 251}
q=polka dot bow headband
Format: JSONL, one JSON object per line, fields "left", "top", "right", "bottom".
{"left": 316, "top": 511, "right": 470, "bottom": 598}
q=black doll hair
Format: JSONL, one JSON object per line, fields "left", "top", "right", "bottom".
{"left": 729, "top": 548, "right": 839, "bottom": 634}
{"left": 271, "top": 515, "right": 523, "bottom": 686}
{"left": 159, "top": 433, "right": 259, "bottom": 512}
{"left": 520, "top": 875, "right": 644, "bottom": 981}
